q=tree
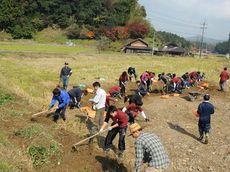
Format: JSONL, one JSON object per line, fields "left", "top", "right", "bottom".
{"left": 215, "top": 41, "right": 229, "bottom": 54}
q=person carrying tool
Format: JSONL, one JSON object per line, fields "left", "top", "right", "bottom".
{"left": 60, "top": 62, "right": 72, "bottom": 90}
{"left": 49, "top": 87, "right": 70, "bottom": 122}
{"left": 219, "top": 67, "right": 229, "bottom": 91}
{"left": 99, "top": 105, "right": 128, "bottom": 158}
{"left": 119, "top": 71, "right": 129, "bottom": 97}
{"left": 129, "top": 123, "right": 170, "bottom": 172}
{"left": 88, "top": 82, "right": 106, "bottom": 145}
{"left": 197, "top": 94, "right": 215, "bottom": 144}
{"left": 68, "top": 86, "right": 90, "bottom": 109}
{"left": 128, "top": 66, "right": 137, "bottom": 81}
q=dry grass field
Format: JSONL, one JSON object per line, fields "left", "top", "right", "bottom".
{"left": 0, "top": 42, "right": 230, "bottom": 171}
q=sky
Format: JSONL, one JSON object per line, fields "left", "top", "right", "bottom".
{"left": 139, "top": 0, "right": 230, "bottom": 41}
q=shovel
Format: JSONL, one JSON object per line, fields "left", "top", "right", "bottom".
{"left": 72, "top": 128, "right": 109, "bottom": 151}
{"left": 31, "top": 110, "right": 49, "bottom": 119}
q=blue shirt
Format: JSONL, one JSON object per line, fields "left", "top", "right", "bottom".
{"left": 197, "top": 101, "right": 215, "bottom": 123}
{"left": 50, "top": 90, "right": 70, "bottom": 109}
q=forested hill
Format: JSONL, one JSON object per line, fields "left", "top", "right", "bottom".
{"left": 0, "top": 0, "right": 148, "bottom": 39}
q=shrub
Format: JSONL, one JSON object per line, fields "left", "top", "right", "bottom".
{"left": 127, "top": 22, "right": 149, "bottom": 39}
{"left": 28, "top": 143, "right": 61, "bottom": 167}
{"left": 0, "top": 91, "right": 13, "bottom": 106}
{"left": 65, "top": 24, "right": 81, "bottom": 39}
{"left": 10, "top": 22, "right": 35, "bottom": 39}
{"left": 97, "top": 36, "right": 111, "bottom": 52}
{"left": 103, "top": 26, "right": 129, "bottom": 41}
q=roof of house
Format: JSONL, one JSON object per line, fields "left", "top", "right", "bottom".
{"left": 125, "top": 38, "right": 149, "bottom": 47}
{"left": 161, "top": 43, "right": 186, "bottom": 53}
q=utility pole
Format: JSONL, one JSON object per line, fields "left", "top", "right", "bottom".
{"left": 152, "top": 31, "right": 156, "bottom": 56}
{"left": 228, "top": 32, "right": 230, "bottom": 55}
{"left": 199, "top": 22, "right": 207, "bottom": 58}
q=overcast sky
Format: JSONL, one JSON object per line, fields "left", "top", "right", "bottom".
{"left": 139, "top": 0, "right": 230, "bottom": 40}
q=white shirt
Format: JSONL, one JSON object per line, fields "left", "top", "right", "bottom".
{"left": 89, "top": 88, "right": 106, "bottom": 110}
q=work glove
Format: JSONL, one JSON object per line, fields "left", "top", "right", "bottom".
{"left": 145, "top": 118, "right": 150, "bottom": 122}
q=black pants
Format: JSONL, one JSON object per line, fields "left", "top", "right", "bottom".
{"left": 104, "top": 127, "right": 127, "bottom": 152}
{"left": 53, "top": 107, "right": 67, "bottom": 122}
{"left": 126, "top": 110, "right": 135, "bottom": 124}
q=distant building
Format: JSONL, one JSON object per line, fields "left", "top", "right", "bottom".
{"left": 160, "top": 43, "right": 187, "bottom": 56}
{"left": 122, "top": 38, "right": 153, "bottom": 53}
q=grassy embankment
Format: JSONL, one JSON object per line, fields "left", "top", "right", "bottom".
{"left": 0, "top": 40, "right": 229, "bottom": 171}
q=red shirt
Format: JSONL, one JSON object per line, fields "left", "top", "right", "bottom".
{"left": 105, "top": 96, "right": 116, "bottom": 106}
{"left": 171, "top": 77, "right": 181, "bottom": 83}
{"left": 109, "top": 86, "right": 121, "bottom": 94}
{"left": 119, "top": 75, "right": 128, "bottom": 83}
{"left": 220, "top": 71, "right": 230, "bottom": 82}
{"left": 189, "top": 71, "right": 198, "bottom": 79}
{"left": 126, "top": 103, "right": 143, "bottom": 117}
{"left": 104, "top": 110, "right": 128, "bottom": 128}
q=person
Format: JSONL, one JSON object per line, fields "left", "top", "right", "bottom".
{"left": 119, "top": 71, "right": 129, "bottom": 97}
{"left": 171, "top": 74, "right": 183, "bottom": 93}
{"left": 49, "top": 87, "right": 70, "bottom": 122}
{"left": 99, "top": 105, "right": 128, "bottom": 158}
{"left": 88, "top": 82, "right": 106, "bottom": 145}
{"left": 108, "top": 85, "right": 122, "bottom": 98}
{"left": 105, "top": 94, "right": 118, "bottom": 111}
{"left": 60, "top": 62, "right": 72, "bottom": 90}
{"left": 136, "top": 81, "right": 148, "bottom": 97}
{"left": 122, "top": 100, "right": 149, "bottom": 123}
{"left": 129, "top": 123, "right": 170, "bottom": 172}
{"left": 140, "top": 71, "right": 149, "bottom": 88}
{"left": 128, "top": 66, "right": 137, "bottom": 81}
{"left": 197, "top": 94, "right": 215, "bottom": 144}
{"left": 146, "top": 71, "right": 155, "bottom": 92}
{"left": 89, "top": 82, "right": 107, "bottom": 128}
{"left": 219, "top": 67, "right": 229, "bottom": 91}
{"left": 181, "top": 72, "right": 191, "bottom": 88}
{"left": 68, "top": 86, "right": 89, "bottom": 109}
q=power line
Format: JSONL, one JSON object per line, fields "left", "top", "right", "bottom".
{"left": 152, "top": 19, "right": 198, "bottom": 30}
{"left": 150, "top": 13, "right": 200, "bottom": 28}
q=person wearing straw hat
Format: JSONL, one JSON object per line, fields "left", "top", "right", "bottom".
{"left": 197, "top": 94, "right": 215, "bottom": 144}
{"left": 60, "top": 62, "right": 72, "bottom": 90}
{"left": 129, "top": 123, "right": 170, "bottom": 172}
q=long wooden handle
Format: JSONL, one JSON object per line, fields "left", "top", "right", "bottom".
{"left": 31, "top": 110, "right": 49, "bottom": 118}
{"left": 72, "top": 128, "right": 108, "bottom": 148}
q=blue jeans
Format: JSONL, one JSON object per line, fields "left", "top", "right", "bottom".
{"left": 61, "top": 76, "right": 69, "bottom": 90}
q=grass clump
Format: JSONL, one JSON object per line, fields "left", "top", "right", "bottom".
{"left": 0, "top": 161, "right": 14, "bottom": 172}
{"left": 0, "top": 91, "right": 13, "bottom": 106}
{"left": 28, "top": 143, "right": 61, "bottom": 167}
{"left": 14, "top": 124, "right": 43, "bottom": 139}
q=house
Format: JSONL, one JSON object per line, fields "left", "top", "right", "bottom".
{"left": 160, "top": 43, "right": 187, "bottom": 56}
{"left": 122, "top": 38, "right": 153, "bottom": 53}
